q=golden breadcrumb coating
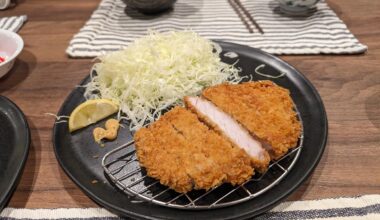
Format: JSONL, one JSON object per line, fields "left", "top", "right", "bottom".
{"left": 134, "top": 120, "right": 193, "bottom": 193}
{"left": 134, "top": 107, "right": 253, "bottom": 193}
{"left": 202, "top": 81, "right": 302, "bottom": 159}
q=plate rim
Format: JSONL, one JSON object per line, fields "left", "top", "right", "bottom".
{"left": 53, "top": 42, "right": 328, "bottom": 219}
{"left": 0, "top": 96, "right": 31, "bottom": 211}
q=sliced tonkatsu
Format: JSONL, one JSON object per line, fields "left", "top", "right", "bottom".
{"left": 134, "top": 81, "right": 302, "bottom": 193}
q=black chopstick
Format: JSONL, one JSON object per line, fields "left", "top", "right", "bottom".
{"left": 233, "top": 0, "right": 265, "bottom": 34}
{"left": 228, "top": 0, "right": 254, "bottom": 33}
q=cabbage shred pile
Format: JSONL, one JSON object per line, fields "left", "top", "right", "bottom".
{"left": 84, "top": 31, "right": 242, "bottom": 130}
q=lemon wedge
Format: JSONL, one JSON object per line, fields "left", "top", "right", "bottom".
{"left": 68, "top": 99, "right": 119, "bottom": 132}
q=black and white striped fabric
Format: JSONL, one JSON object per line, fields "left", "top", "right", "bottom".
{"left": 1, "top": 195, "right": 379, "bottom": 219}
{"left": 66, "top": 0, "right": 367, "bottom": 57}
{"left": 0, "top": 15, "right": 27, "bottom": 32}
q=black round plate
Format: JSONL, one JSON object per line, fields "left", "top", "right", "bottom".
{"left": 53, "top": 42, "right": 328, "bottom": 219}
{"left": 0, "top": 96, "right": 30, "bottom": 211}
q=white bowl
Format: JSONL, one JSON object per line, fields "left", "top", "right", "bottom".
{"left": 0, "top": 29, "right": 24, "bottom": 78}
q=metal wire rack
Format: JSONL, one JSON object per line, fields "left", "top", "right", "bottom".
{"left": 102, "top": 131, "right": 304, "bottom": 210}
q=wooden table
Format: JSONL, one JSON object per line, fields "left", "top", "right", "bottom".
{"left": 0, "top": 0, "right": 379, "bottom": 209}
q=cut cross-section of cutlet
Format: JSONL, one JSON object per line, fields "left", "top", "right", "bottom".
{"left": 185, "top": 96, "right": 270, "bottom": 173}
{"left": 134, "top": 107, "right": 253, "bottom": 193}
{"left": 202, "top": 81, "right": 302, "bottom": 160}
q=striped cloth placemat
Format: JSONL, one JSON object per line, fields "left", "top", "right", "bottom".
{"left": 1, "top": 195, "right": 379, "bottom": 219}
{"left": 0, "top": 15, "right": 27, "bottom": 32}
{"left": 66, "top": 0, "right": 367, "bottom": 57}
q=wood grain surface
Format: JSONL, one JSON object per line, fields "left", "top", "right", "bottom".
{"left": 0, "top": 0, "right": 379, "bottom": 208}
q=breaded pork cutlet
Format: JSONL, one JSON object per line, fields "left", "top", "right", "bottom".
{"left": 185, "top": 96, "right": 270, "bottom": 173}
{"left": 134, "top": 107, "right": 253, "bottom": 193}
{"left": 202, "top": 81, "right": 302, "bottom": 159}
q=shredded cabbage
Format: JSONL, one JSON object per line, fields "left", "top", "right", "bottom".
{"left": 84, "top": 31, "right": 242, "bottom": 130}
{"left": 255, "top": 64, "right": 286, "bottom": 78}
